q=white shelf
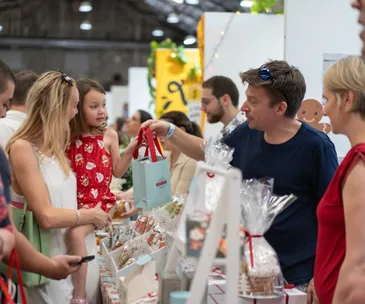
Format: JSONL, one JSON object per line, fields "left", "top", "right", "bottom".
{"left": 165, "top": 161, "right": 242, "bottom": 304}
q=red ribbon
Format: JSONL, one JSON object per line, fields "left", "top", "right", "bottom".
{"left": 6, "top": 248, "right": 27, "bottom": 304}
{"left": 132, "top": 127, "right": 164, "bottom": 162}
{"left": 242, "top": 228, "right": 263, "bottom": 268}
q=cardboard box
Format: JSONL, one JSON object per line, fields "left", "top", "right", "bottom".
{"left": 119, "top": 255, "right": 158, "bottom": 304}
{"left": 110, "top": 238, "right": 166, "bottom": 281}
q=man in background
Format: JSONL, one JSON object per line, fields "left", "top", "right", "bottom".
{"left": 202, "top": 75, "right": 245, "bottom": 138}
{"left": 0, "top": 70, "right": 38, "bottom": 148}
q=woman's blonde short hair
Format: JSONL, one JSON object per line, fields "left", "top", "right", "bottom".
{"left": 6, "top": 71, "right": 75, "bottom": 174}
{"left": 324, "top": 56, "right": 365, "bottom": 118}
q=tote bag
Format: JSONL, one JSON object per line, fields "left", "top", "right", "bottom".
{"left": 132, "top": 127, "right": 172, "bottom": 209}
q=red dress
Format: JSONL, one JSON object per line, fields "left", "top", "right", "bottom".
{"left": 315, "top": 143, "right": 365, "bottom": 304}
{"left": 67, "top": 134, "right": 116, "bottom": 212}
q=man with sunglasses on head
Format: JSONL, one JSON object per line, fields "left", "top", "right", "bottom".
{"left": 143, "top": 60, "right": 338, "bottom": 293}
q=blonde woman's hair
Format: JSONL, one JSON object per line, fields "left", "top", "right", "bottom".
{"left": 70, "top": 79, "right": 106, "bottom": 140}
{"left": 6, "top": 71, "right": 75, "bottom": 174}
{"left": 324, "top": 56, "right": 365, "bottom": 118}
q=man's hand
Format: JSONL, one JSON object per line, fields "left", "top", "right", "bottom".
{"left": 307, "top": 278, "right": 319, "bottom": 304}
{"left": 141, "top": 120, "right": 170, "bottom": 138}
{"left": 0, "top": 229, "right": 15, "bottom": 260}
{"left": 46, "top": 255, "right": 82, "bottom": 280}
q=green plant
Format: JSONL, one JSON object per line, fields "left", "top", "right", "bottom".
{"left": 251, "top": 0, "right": 278, "bottom": 14}
{"left": 187, "top": 66, "right": 201, "bottom": 82}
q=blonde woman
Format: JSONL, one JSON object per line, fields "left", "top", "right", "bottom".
{"left": 313, "top": 56, "right": 365, "bottom": 304}
{"left": 6, "top": 71, "right": 111, "bottom": 304}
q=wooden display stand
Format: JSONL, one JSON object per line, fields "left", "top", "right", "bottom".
{"left": 165, "top": 161, "right": 242, "bottom": 304}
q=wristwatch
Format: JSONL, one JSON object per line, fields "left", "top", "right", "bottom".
{"left": 164, "top": 123, "right": 175, "bottom": 138}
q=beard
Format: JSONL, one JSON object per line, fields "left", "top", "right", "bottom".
{"left": 207, "top": 105, "right": 225, "bottom": 124}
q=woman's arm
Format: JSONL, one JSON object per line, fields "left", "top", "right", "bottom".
{"left": 172, "top": 157, "right": 196, "bottom": 196}
{"left": 4, "top": 206, "right": 82, "bottom": 280}
{"left": 107, "top": 129, "right": 136, "bottom": 178}
{"left": 9, "top": 139, "right": 108, "bottom": 229}
{"left": 333, "top": 159, "right": 365, "bottom": 304}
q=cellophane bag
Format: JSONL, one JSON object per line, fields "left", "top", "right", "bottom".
{"left": 239, "top": 178, "right": 297, "bottom": 298}
{"left": 204, "top": 139, "right": 234, "bottom": 212}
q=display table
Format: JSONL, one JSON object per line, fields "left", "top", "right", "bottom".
{"left": 99, "top": 256, "right": 120, "bottom": 304}
{"left": 99, "top": 254, "right": 227, "bottom": 304}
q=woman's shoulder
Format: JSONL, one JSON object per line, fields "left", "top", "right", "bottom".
{"left": 179, "top": 153, "right": 197, "bottom": 166}
{"left": 8, "top": 139, "right": 33, "bottom": 156}
{"left": 104, "top": 128, "right": 118, "bottom": 139}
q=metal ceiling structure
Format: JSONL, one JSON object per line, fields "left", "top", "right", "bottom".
{"left": 0, "top": 0, "right": 284, "bottom": 48}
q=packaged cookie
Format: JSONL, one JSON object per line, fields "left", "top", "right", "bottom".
{"left": 135, "top": 215, "right": 148, "bottom": 234}
{"left": 144, "top": 216, "right": 156, "bottom": 233}
{"left": 117, "top": 244, "right": 131, "bottom": 269}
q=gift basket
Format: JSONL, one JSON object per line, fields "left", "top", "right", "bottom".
{"left": 239, "top": 178, "right": 297, "bottom": 299}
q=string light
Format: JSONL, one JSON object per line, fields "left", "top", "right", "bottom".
{"left": 204, "top": 13, "right": 236, "bottom": 72}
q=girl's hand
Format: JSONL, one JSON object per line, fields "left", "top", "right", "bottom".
{"left": 90, "top": 203, "right": 112, "bottom": 229}
{"left": 124, "top": 137, "right": 138, "bottom": 158}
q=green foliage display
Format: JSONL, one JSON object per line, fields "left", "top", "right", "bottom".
{"left": 251, "top": 0, "right": 278, "bottom": 14}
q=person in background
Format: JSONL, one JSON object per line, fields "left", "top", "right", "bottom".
{"left": 0, "top": 61, "right": 15, "bottom": 119}
{"left": 123, "top": 109, "right": 153, "bottom": 139}
{"left": 312, "top": 56, "right": 365, "bottom": 304}
{"left": 160, "top": 111, "right": 203, "bottom": 195}
{"left": 66, "top": 79, "right": 136, "bottom": 304}
{"left": 0, "top": 70, "right": 38, "bottom": 148}
{"left": 7, "top": 71, "right": 111, "bottom": 304}
{"left": 109, "top": 116, "right": 128, "bottom": 147}
{"left": 202, "top": 75, "right": 246, "bottom": 138}
{"left": 352, "top": 0, "right": 365, "bottom": 56}
{"left": 143, "top": 60, "right": 338, "bottom": 292}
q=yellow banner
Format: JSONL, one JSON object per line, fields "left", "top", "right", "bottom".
{"left": 155, "top": 49, "right": 203, "bottom": 127}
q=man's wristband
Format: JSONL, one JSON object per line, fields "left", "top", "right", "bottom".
{"left": 164, "top": 123, "right": 175, "bottom": 138}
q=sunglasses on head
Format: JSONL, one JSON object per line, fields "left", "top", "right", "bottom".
{"left": 57, "top": 70, "right": 73, "bottom": 86}
{"left": 258, "top": 65, "right": 289, "bottom": 102}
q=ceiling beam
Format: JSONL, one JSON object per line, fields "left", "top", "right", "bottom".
{"left": 0, "top": 37, "right": 150, "bottom": 50}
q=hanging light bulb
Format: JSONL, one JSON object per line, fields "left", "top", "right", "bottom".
{"left": 185, "top": 0, "right": 199, "bottom": 4}
{"left": 183, "top": 35, "right": 196, "bottom": 45}
{"left": 80, "top": 20, "right": 92, "bottom": 30}
{"left": 167, "top": 13, "right": 180, "bottom": 24}
{"left": 240, "top": 0, "right": 253, "bottom": 8}
{"left": 79, "top": 1, "right": 92, "bottom": 12}
{"left": 152, "top": 28, "right": 164, "bottom": 37}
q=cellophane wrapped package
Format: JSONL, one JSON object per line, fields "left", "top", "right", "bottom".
{"left": 240, "top": 178, "right": 297, "bottom": 299}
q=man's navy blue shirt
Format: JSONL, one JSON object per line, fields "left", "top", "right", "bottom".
{"left": 224, "top": 121, "right": 338, "bottom": 285}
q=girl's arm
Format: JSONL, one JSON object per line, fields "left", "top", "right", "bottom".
{"left": 9, "top": 139, "right": 109, "bottom": 230}
{"left": 106, "top": 129, "right": 137, "bottom": 178}
{"left": 333, "top": 159, "right": 365, "bottom": 304}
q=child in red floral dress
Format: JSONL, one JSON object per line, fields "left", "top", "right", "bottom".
{"left": 66, "top": 79, "right": 137, "bottom": 304}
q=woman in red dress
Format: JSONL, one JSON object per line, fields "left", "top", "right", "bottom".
{"left": 313, "top": 56, "right": 365, "bottom": 304}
